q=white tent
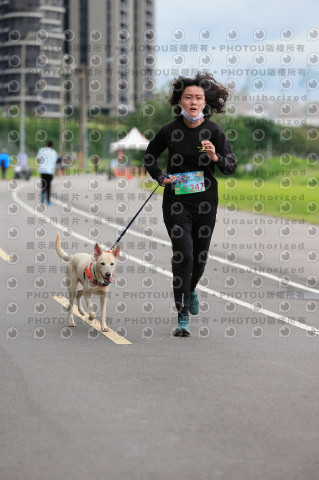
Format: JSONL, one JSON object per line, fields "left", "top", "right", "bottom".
{"left": 109, "top": 127, "right": 149, "bottom": 152}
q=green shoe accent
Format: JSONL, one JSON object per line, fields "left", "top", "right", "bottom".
{"left": 189, "top": 290, "right": 199, "bottom": 315}
{"left": 173, "top": 314, "right": 191, "bottom": 337}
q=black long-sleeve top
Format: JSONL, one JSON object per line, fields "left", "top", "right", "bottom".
{"left": 143, "top": 116, "right": 237, "bottom": 204}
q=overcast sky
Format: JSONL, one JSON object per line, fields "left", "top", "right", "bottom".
{"left": 154, "top": 0, "right": 319, "bottom": 98}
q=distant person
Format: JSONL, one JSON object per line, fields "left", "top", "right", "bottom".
{"left": 56, "top": 155, "right": 62, "bottom": 175}
{"left": 36, "top": 140, "right": 58, "bottom": 205}
{"left": 0, "top": 148, "right": 10, "bottom": 180}
{"left": 91, "top": 154, "right": 99, "bottom": 175}
{"left": 56, "top": 154, "right": 67, "bottom": 176}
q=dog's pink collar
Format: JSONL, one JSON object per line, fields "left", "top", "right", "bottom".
{"left": 84, "top": 263, "right": 115, "bottom": 287}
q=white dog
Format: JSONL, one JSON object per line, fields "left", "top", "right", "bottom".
{"left": 55, "top": 232, "right": 120, "bottom": 331}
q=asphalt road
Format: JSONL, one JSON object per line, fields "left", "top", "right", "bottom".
{"left": 1, "top": 173, "right": 319, "bottom": 480}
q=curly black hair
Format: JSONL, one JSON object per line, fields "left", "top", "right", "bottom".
{"left": 169, "top": 71, "right": 229, "bottom": 118}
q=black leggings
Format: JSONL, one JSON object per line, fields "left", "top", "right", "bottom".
{"left": 1, "top": 166, "right": 7, "bottom": 179}
{"left": 163, "top": 198, "right": 217, "bottom": 313}
{"left": 41, "top": 173, "right": 53, "bottom": 202}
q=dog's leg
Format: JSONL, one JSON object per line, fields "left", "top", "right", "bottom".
{"left": 83, "top": 292, "right": 96, "bottom": 321}
{"left": 76, "top": 289, "right": 85, "bottom": 316}
{"left": 100, "top": 292, "right": 109, "bottom": 332}
{"left": 67, "top": 291, "right": 76, "bottom": 327}
{"left": 66, "top": 265, "right": 77, "bottom": 327}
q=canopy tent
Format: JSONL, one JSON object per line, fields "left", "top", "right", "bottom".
{"left": 109, "top": 127, "right": 149, "bottom": 152}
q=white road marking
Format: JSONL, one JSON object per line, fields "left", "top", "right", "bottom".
{"left": 12, "top": 187, "right": 319, "bottom": 336}
{"left": 52, "top": 197, "right": 319, "bottom": 296}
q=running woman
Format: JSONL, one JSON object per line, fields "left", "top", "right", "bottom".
{"left": 143, "top": 72, "right": 237, "bottom": 336}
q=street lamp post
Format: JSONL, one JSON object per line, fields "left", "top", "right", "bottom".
{"left": 78, "top": 65, "right": 88, "bottom": 171}
{"left": 19, "top": 33, "right": 41, "bottom": 156}
{"left": 19, "top": 41, "right": 26, "bottom": 156}
{"left": 59, "top": 67, "right": 68, "bottom": 157}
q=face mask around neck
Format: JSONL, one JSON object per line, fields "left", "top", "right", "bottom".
{"left": 180, "top": 107, "right": 204, "bottom": 123}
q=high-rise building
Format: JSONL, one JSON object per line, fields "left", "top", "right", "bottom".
{"left": 0, "top": 0, "right": 65, "bottom": 118}
{"left": 0, "top": 0, "right": 156, "bottom": 118}
{"left": 67, "top": 0, "right": 156, "bottom": 115}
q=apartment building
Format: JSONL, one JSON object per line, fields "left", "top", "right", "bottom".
{"left": 0, "top": 0, "right": 65, "bottom": 118}
{"left": 0, "top": 0, "right": 156, "bottom": 117}
{"left": 67, "top": 0, "right": 156, "bottom": 115}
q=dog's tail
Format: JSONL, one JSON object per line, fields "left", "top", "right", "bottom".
{"left": 55, "top": 232, "right": 72, "bottom": 262}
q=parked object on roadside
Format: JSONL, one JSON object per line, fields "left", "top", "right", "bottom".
{"left": 14, "top": 152, "right": 31, "bottom": 180}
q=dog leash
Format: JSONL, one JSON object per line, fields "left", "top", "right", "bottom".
{"left": 109, "top": 175, "right": 170, "bottom": 251}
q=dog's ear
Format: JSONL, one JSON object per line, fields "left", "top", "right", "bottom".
{"left": 94, "top": 243, "right": 103, "bottom": 258}
{"left": 112, "top": 244, "right": 120, "bottom": 259}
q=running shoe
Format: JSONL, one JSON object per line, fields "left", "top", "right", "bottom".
{"left": 173, "top": 314, "right": 191, "bottom": 337}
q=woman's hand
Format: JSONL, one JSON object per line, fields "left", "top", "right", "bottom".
{"left": 201, "top": 141, "right": 219, "bottom": 162}
{"left": 159, "top": 174, "right": 178, "bottom": 186}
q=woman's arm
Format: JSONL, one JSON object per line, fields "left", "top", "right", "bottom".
{"left": 143, "top": 128, "right": 167, "bottom": 182}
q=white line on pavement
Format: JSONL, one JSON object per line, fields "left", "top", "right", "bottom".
{"left": 12, "top": 188, "right": 319, "bottom": 336}
{"left": 52, "top": 197, "right": 319, "bottom": 296}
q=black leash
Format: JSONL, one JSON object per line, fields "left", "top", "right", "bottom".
{"left": 110, "top": 176, "right": 168, "bottom": 251}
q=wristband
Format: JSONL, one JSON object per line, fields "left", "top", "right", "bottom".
{"left": 158, "top": 174, "right": 169, "bottom": 185}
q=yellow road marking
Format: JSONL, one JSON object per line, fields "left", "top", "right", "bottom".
{"left": 53, "top": 296, "right": 132, "bottom": 345}
{"left": 0, "top": 247, "right": 11, "bottom": 262}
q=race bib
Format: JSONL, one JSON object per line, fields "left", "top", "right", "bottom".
{"left": 174, "top": 171, "right": 205, "bottom": 195}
